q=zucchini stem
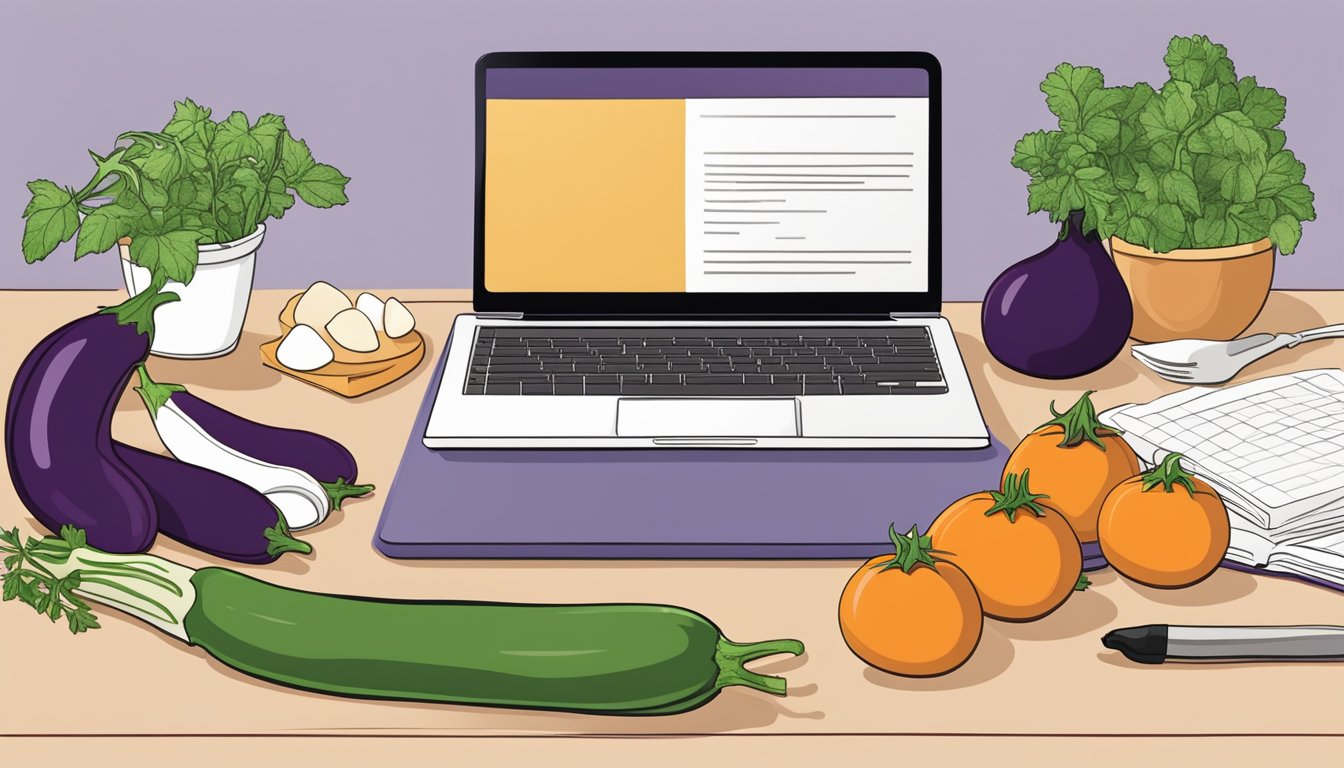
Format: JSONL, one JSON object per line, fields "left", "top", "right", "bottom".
{"left": 714, "top": 637, "right": 805, "bottom": 697}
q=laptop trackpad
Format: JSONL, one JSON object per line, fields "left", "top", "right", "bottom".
{"left": 617, "top": 398, "right": 799, "bottom": 437}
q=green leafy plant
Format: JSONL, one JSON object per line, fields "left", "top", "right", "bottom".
{"left": 21, "top": 99, "right": 350, "bottom": 294}
{"left": 1012, "top": 34, "right": 1315, "bottom": 254}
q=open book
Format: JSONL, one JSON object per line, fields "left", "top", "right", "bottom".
{"left": 1099, "top": 369, "right": 1344, "bottom": 589}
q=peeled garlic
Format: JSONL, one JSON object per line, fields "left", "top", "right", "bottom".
{"left": 294, "top": 281, "right": 352, "bottom": 328}
{"left": 383, "top": 297, "right": 416, "bottom": 339}
{"left": 277, "top": 324, "right": 334, "bottom": 371}
{"left": 355, "top": 292, "right": 386, "bottom": 334}
{"left": 326, "top": 308, "right": 380, "bottom": 353}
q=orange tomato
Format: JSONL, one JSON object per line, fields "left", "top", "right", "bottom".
{"left": 1003, "top": 391, "right": 1139, "bottom": 543}
{"left": 839, "top": 525, "right": 982, "bottom": 677}
{"left": 929, "top": 471, "right": 1083, "bottom": 622}
{"left": 1098, "top": 453, "right": 1230, "bottom": 588}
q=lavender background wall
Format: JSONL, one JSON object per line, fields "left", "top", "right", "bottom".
{"left": 1, "top": 0, "right": 1339, "bottom": 300}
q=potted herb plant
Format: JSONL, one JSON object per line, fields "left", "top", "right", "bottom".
{"left": 20, "top": 99, "right": 351, "bottom": 358}
{"left": 1010, "top": 34, "right": 1317, "bottom": 342}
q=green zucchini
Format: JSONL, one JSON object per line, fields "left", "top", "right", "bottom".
{"left": 2, "top": 527, "right": 805, "bottom": 715}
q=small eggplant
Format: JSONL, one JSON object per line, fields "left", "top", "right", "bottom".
{"left": 135, "top": 365, "right": 373, "bottom": 531}
{"left": 112, "top": 443, "right": 312, "bottom": 564}
{"left": 5, "top": 292, "right": 177, "bottom": 552}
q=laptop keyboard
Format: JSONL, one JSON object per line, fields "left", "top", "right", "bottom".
{"left": 465, "top": 327, "right": 947, "bottom": 396}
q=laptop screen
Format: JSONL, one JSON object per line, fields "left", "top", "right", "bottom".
{"left": 475, "top": 55, "right": 940, "bottom": 314}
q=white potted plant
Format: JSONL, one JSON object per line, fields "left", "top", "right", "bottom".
{"left": 20, "top": 99, "right": 351, "bottom": 357}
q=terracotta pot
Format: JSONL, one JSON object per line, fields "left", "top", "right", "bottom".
{"left": 1109, "top": 236, "right": 1274, "bottom": 342}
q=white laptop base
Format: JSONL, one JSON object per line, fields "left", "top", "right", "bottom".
{"left": 423, "top": 314, "right": 990, "bottom": 449}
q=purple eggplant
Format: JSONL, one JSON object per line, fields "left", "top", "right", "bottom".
{"left": 112, "top": 443, "right": 312, "bottom": 563}
{"left": 982, "top": 211, "right": 1133, "bottom": 379}
{"left": 5, "top": 291, "right": 176, "bottom": 552}
{"left": 134, "top": 365, "right": 373, "bottom": 512}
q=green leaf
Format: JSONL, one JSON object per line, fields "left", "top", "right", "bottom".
{"left": 1192, "top": 212, "right": 1230, "bottom": 247}
{"left": 21, "top": 180, "right": 79, "bottom": 263}
{"left": 1228, "top": 203, "right": 1270, "bottom": 243}
{"left": 1041, "top": 63, "right": 1103, "bottom": 132}
{"left": 211, "top": 111, "right": 262, "bottom": 164}
{"left": 167, "top": 178, "right": 200, "bottom": 209}
{"left": 128, "top": 229, "right": 201, "bottom": 285}
{"left": 1237, "top": 77, "right": 1286, "bottom": 128}
{"left": 74, "top": 205, "right": 133, "bottom": 259}
{"left": 1274, "top": 183, "right": 1316, "bottom": 222}
{"left": 1164, "top": 34, "right": 1236, "bottom": 88}
{"left": 1264, "top": 128, "right": 1287, "bottom": 155}
{"left": 1204, "top": 112, "right": 1268, "bottom": 158}
{"left": 293, "top": 163, "right": 350, "bottom": 208}
{"left": 1122, "top": 215, "right": 1155, "bottom": 247}
{"left": 1073, "top": 166, "right": 1106, "bottom": 180}
{"left": 1150, "top": 202, "right": 1187, "bottom": 252}
{"left": 1220, "top": 163, "right": 1258, "bottom": 204}
{"left": 59, "top": 525, "right": 86, "bottom": 549}
{"left": 163, "top": 98, "right": 213, "bottom": 142}
{"left": 1011, "top": 130, "right": 1057, "bottom": 176}
{"left": 1160, "top": 170, "right": 1201, "bottom": 217}
{"left": 281, "top": 133, "right": 316, "bottom": 181}
{"left": 1135, "top": 163, "right": 1160, "bottom": 199}
{"left": 264, "top": 175, "right": 295, "bottom": 220}
{"left": 1026, "top": 174, "right": 1065, "bottom": 215}
{"left": 1269, "top": 214, "right": 1302, "bottom": 254}
{"left": 250, "top": 113, "right": 287, "bottom": 167}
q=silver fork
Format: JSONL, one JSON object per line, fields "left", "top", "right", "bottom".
{"left": 1132, "top": 324, "right": 1344, "bottom": 384}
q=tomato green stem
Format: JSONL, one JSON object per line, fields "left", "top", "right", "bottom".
{"left": 1038, "top": 390, "right": 1123, "bottom": 450}
{"left": 876, "top": 523, "right": 947, "bottom": 573}
{"left": 985, "top": 470, "right": 1050, "bottom": 523}
{"left": 1141, "top": 452, "right": 1199, "bottom": 497}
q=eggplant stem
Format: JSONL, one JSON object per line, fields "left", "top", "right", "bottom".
{"left": 322, "top": 478, "right": 375, "bottom": 510}
{"left": 100, "top": 276, "right": 179, "bottom": 339}
{"left": 133, "top": 363, "right": 186, "bottom": 419}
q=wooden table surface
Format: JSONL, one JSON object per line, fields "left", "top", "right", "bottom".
{"left": 2, "top": 288, "right": 1343, "bottom": 765}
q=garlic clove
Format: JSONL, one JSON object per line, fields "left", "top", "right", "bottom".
{"left": 383, "top": 297, "right": 416, "bottom": 339}
{"left": 294, "top": 281, "right": 352, "bottom": 328}
{"left": 326, "top": 308, "right": 380, "bottom": 353}
{"left": 277, "top": 324, "right": 334, "bottom": 371}
{"left": 355, "top": 292, "right": 386, "bottom": 334}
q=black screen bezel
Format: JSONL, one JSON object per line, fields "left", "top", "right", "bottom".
{"left": 474, "top": 51, "right": 942, "bottom": 316}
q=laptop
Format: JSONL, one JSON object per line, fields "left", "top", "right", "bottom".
{"left": 423, "top": 52, "right": 989, "bottom": 449}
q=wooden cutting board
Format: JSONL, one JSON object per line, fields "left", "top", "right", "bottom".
{"left": 259, "top": 293, "right": 425, "bottom": 398}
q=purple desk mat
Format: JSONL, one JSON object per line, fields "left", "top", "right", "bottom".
{"left": 373, "top": 343, "right": 1112, "bottom": 563}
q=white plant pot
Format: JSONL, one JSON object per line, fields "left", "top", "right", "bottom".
{"left": 121, "top": 224, "right": 264, "bottom": 359}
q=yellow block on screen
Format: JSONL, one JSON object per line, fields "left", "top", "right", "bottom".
{"left": 485, "top": 99, "right": 686, "bottom": 292}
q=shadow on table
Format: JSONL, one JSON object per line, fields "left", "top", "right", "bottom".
{"left": 861, "top": 624, "right": 1015, "bottom": 691}
{"left": 1114, "top": 567, "right": 1258, "bottom": 606}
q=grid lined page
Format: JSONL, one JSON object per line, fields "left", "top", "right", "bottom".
{"left": 1104, "top": 370, "right": 1344, "bottom": 527}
